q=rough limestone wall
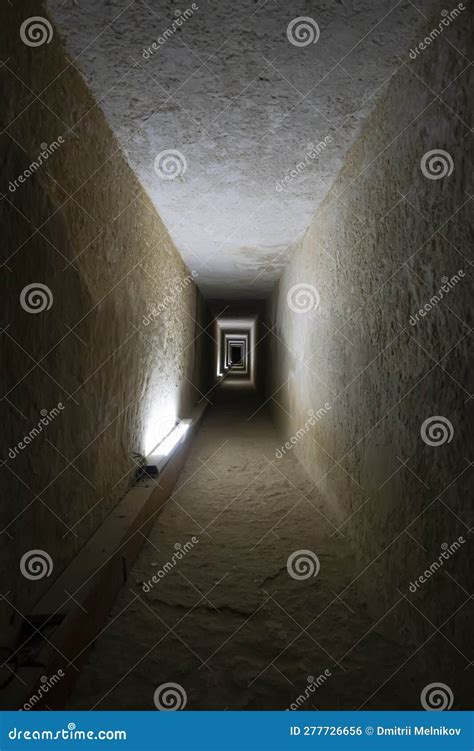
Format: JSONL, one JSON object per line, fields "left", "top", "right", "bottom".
{"left": 268, "top": 10, "right": 472, "bottom": 662}
{"left": 0, "top": 1, "right": 204, "bottom": 645}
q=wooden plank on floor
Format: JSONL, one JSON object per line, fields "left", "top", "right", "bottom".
{"left": 7, "top": 401, "right": 207, "bottom": 710}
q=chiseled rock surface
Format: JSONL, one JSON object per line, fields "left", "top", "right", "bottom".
{"left": 1, "top": 0, "right": 204, "bottom": 647}
{"left": 46, "top": 0, "right": 434, "bottom": 295}
{"left": 268, "top": 11, "right": 472, "bottom": 665}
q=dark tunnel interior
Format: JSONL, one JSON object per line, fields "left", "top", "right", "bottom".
{"left": 0, "top": 0, "right": 472, "bottom": 722}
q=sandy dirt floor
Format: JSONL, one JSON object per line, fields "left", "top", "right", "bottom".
{"left": 67, "top": 391, "right": 463, "bottom": 710}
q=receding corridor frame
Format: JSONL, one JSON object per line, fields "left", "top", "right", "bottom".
{"left": 225, "top": 335, "right": 249, "bottom": 373}
{"left": 216, "top": 316, "right": 257, "bottom": 387}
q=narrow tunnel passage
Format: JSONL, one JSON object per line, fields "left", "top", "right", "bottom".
{"left": 0, "top": 0, "right": 472, "bottom": 727}
{"left": 67, "top": 389, "right": 439, "bottom": 711}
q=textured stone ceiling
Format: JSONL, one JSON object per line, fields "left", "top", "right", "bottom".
{"left": 47, "top": 0, "right": 431, "bottom": 297}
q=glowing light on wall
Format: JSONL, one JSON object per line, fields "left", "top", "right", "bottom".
{"left": 143, "top": 409, "right": 177, "bottom": 456}
{"left": 153, "top": 420, "right": 190, "bottom": 458}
